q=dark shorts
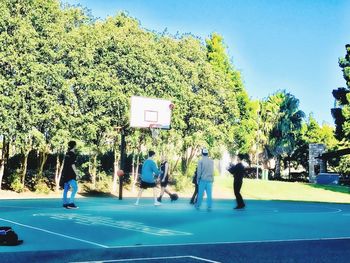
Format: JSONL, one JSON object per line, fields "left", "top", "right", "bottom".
{"left": 140, "top": 181, "right": 156, "bottom": 189}
{"left": 160, "top": 176, "right": 169, "bottom": 187}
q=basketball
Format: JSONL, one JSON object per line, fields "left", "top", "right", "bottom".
{"left": 117, "top": 170, "right": 124, "bottom": 177}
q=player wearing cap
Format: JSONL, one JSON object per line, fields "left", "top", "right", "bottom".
{"left": 195, "top": 148, "right": 214, "bottom": 211}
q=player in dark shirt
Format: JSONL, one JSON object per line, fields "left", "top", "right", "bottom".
{"left": 157, "top": 156, "right": 178, "bottom": 202}
{"left": 228, "top": 154, "right": 246, "bottom": 209}
{"left": 60, "top": 141, "right": 79, "bottom": 209}
{"left": 190, "top": 167, "right": 198, "bottom": 205}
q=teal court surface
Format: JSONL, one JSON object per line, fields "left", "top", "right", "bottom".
{"left": 1, "top": 197, "right": 350, "bottom": 262}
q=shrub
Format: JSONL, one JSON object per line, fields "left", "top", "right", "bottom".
{"left": 213, "top": 168, "right": 220, "bottom": 177}
{"left": 34, "top": 178, "right": 51, "bottom": 194}
{"left": 96, "top": 172, "right": 112, "bottom": 192}
{"left": 173, "top": 172, "right": 191, "bottom": 192}
{"left": 82, "top": 171, "right": 112, "bottom": 193}
{"left": 10, "top": 172, "right": 24, "bottom": 193}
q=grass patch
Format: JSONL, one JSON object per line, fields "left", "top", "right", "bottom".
{"left": 307, "top": 184, "right": 350, "bottom": 194}
{"left": 212, "top": 175, "right": 350, "bottom": 203}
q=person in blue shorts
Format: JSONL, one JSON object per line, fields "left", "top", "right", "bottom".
{"left": 135, "top": 150, "right": 161, "bottom": 206}
{"left": 60, "top": 141, "right": 79, "bottom": 209}
{"left": 195, "top": 148, "right": 214, "bottom": 211}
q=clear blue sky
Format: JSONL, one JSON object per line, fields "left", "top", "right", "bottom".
{"left": 65, "top": 0, "right": 350, "bottom": 125}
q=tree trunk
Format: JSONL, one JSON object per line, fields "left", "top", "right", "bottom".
{"left": 0, "top": 137, "right": 5, "bottom": 190}
{"left": 0, "top": 136, "right": 10, "bottom": 189}
{"left": 275, "top": 156, "right": 281, "bottom": 178}
{"left": 21, "top": 151, "right": 29, "bottom": 187}
{"left": 55, "top": 154, "right": 64, "bottom": 192}
{"left": 118, "top": 132, "right": 126, "bottom": 200}
{"left": 112, "top": 135, "right": 121, "bottom": 193}
{"left": 91, "top": 154, "right": 97, "bottom": 187}
{"left": 130, "top": 152, "right": 136, "bottom": 192}
{"left": 132, "top": 153, "right": 140, "bottom": 193}
{"left": 188, "top": 147, "right": 198, "bottom": 165}
{"left": 112, "top": 160, "right": 119, "bottom": 193}
{"left": 181, "top": 146, "right": 200, "bottom": 175}
{"left": 288, "top": 155, "right": 291, "bottom": 180}
{"left": 3, "top": 138, "right": 9, "bottom": 178}
{"left": 181, "top": 156, "right": 188, "bottom": 175}
{"left": 0, "top": 159, "right": 4, "bottom": 191}
{"left": 38, "top": 151, "right": 48, "bottom": 179}
{"left": 171, "top": 156, "right": 181, "bottom": 175}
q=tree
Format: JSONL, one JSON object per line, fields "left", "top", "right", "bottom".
{"left": 333, "top": 44, "right": 350, "bottom": 141}
{"left": 0, "top": 0, "right": 89, "bottom": 189}
{"left": 262, "top": 91, "right": 305, "bottom": 178}
{"left": 206, "top": 33, "right": 256, "bottom": 156}
{"left": 291, "top": 115, "right": 338, "bottom": 172}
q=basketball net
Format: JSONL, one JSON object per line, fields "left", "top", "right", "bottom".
{"left": 150, "top": 124, "right": 162, "bottom": 141}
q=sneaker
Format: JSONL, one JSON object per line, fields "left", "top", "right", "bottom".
{"left": 134, "top": 201, "right": 139, "bottom": 206}
{"left": 234, "top": 205, "right": 245, "bottom": 210}
{"left": 66, "top": 203, "right": 79, "bottom": 209}
{"left": 154, "top": 201, "right": 161, "bottom": 206}
{"left": 63, "top": 204, "right": 68, "bottom": 208}
{"left": 157, "top": 197, "right": 162, "bottom": 202}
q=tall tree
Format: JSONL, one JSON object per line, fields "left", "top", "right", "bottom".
{"left": 334, "top": 44, "right": 350, "bottom": 141}
{"left": 263, "top": 91, "right": 305, "bottom": 178}
{"left": 206, "top": 33, "right": 256, "bottom": 155}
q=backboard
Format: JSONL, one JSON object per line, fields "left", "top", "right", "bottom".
{"left": 130, "top": 96, "right": 173, "bottom": 129}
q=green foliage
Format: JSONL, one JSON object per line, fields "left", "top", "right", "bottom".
{"left": 263, "top": 91, "right": 305, "bottom": 156}
{"left": 213, "top": 168, "right": 220, "bottom": 178}
{"left": 257, "top": 91, "right": 306, "bottom": 176}
{"left": 34, "top": 178, "right": 51, "bottom": 194}
{"left": 173, "top": 171, "right": 192, "bottom": 192}
{"left": 291, "top": 115, "right": 338, "bottom": 171}
{"left": 205, "top": 33, "right": 256, "bottom": 155}
{"left": 336, "top": 44, "right": 350, "bottom": 141}
{"left": 95, "top": 172, "right": 112, "bottom": 192}
{"left": 10, "top": 171, "right": 24, "bottom": 193}
{"left": 336, "top": 155, "right": 350, "bottom": 176}
{"left": 82, "top": 171, "right": 112, "bottom": 193}
{"left": 2, "top": 0, "right": 335, "bottom": 193}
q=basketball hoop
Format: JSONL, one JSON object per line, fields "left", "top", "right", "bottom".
{"left": 149, "top": 124, "right": 162, "bottom": 140}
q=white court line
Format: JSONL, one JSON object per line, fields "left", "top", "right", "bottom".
{"left": 0, "top": 217, "right": 109, "bottom": 248}
{"left": 0, "top": 205, "right": 59, "bottom": 209}
{"left": 306, "top": 208, "right": 342, "bottom": 214}
{"left": 80, "top": 202, "right": 344, "bottom": 214}
{"left": 107, "top": 236, "right": 350, "bottom": 249}
{"left": 71, "top": 255, "right": 221, "bottom": 263}
{"left": 33, "top": 213, "right": 192, "bottom": 236}
{"left": 190, "top": 255, "right": 222, "bottom": 263}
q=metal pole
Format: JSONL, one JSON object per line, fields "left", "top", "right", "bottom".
{"left": 119, "top": 130, "right": 126, "bottom": 200}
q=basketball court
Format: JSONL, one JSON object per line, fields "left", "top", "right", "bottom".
{"left": 1, "top": 197, "right": 350, "bottom": 262}
{"left": 1, "top": 97, "right": 349, "bottom": 262}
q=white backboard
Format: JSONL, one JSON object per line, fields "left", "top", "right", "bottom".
{"left": 130, "top": 96, "right": 172, "bottom": 129}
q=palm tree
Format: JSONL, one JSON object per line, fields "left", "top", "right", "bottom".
{"left": 259, "top": 93, "right": 283, "bottom": 172}
{"left": 263, "top": 91, "right": 305, "bottom": 178}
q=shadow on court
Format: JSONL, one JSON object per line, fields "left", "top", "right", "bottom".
{"left": 1, "top": 198, "right": 350, "bottom": 262}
